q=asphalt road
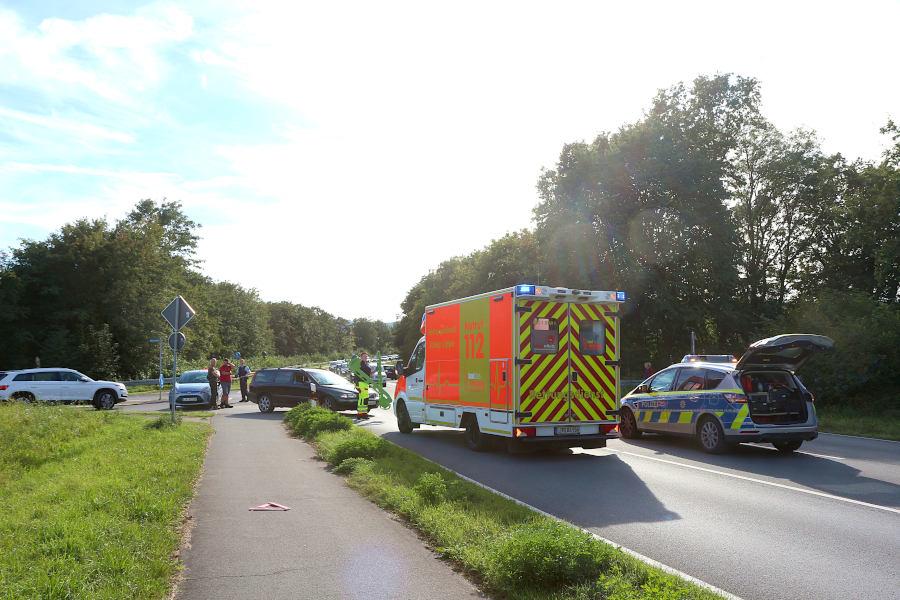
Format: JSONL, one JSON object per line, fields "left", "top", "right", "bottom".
{"left": 355, "top": 382, "right": 900, "bottom": 600}
{"left": 118, "top": 386, "right": 900, "bottom": 599}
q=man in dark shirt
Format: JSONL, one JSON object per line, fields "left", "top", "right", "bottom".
{"left": 207, "top": 358, "right": 220, "bottom": 409}
{"left": 237, "top": 358, "right": 251, "bottom": 402}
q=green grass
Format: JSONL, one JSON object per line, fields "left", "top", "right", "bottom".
{"left": 816, "top": 403, "right": 900, "bottom": 441}
{"left": 0, "top": 403, "right": 211, "bottom": 599}
{"left": 125, "top": 385, "right": 171, "bottom": 394}
{"left": 283, "top": 406, "right": 722, "bottom": 600}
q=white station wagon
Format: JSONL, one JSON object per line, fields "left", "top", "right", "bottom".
{"left": 0, "top": 368, "right": 128, "bottom": 410}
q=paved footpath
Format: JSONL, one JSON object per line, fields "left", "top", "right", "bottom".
{"left": 176, "top": 404, "right": 482, "bottom": 600}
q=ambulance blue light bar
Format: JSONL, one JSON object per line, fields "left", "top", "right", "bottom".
{"left": 616, "top": 291, "right": 627, "bottom": 301}
{"left": 516, "top": 284, "right": 536, "bottom": 296}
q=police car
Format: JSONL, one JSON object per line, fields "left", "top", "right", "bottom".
{"left": 619, "top": 334, "right": 834, "bottom": 453}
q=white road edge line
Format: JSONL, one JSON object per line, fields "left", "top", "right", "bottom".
{"left": 819, "top": 431, "right": 900, "bottom": 445}
{"left": 601, "top": 448, "right": 900, "bottom": 515}
{"left": 410, "top": 453, "right": 744, "bottom": 600}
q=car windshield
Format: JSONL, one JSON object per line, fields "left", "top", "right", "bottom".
{"left": 307, "top": 370, "right": 351, "bottom": 386}
{"left": 178, "top": 371, "right": 208, "bottom": 384}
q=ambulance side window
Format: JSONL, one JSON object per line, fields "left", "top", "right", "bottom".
{"left": 531, "top": 318, "right": 559, "bottom": 354}
{"left": 579, "top": 321, "right": 605, "bottom": 355}
{"left": 413, "top": 342, "right": 426, "bottom": 372}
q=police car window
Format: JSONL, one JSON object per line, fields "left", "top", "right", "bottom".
{"left": 579, "top": 321, "right": 604, "bottom": 356}
{"left": 531, "top": 318, "right": 559, "bottom": 354}
{"left": 274, "top": 370, "right": 293, "bottom": 384}
{"left": 674, "top": 367, "right": 705, "bottom": 391}
{"left": 704, "top": 370, "right": 727, "bottom": 389}
{"left": 649, "top": 369, "right": 677, "bottom": 392}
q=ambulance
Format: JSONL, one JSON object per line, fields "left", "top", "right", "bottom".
{"left": 392, "top": 284, "right": 626, "bottom": 451}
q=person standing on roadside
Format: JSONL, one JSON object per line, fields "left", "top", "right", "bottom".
{"left": 237, "top": 358, "right": 251, "bottom": 402}
{"left": 356, "top": 352, "right": 373, "bottom": 419}
{"left": 207, "top": 358, "right": 220, "bottom": 410}
{"left": 219, "top": 358, "right": 234, "bottom": 408}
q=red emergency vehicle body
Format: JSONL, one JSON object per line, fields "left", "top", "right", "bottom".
{"left": 393, "top": 285, "right": 625, "bottom": 450}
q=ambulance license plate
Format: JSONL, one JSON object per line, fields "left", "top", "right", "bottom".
{"left": 555, "top": 425, "right": 580, "bottom": 435}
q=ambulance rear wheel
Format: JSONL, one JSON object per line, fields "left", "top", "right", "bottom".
{"left": 464, "top": 418, "right": 490, "bottom": 452}
{"left": 619, "top": 408, "right": 642, "bottom": 439}
{"left": 397, "top": 401, "right": 414, "bottom": 434}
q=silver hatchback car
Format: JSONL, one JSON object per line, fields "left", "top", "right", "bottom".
{"left": 619, "top": 334, "right": 834, "bottom": 453}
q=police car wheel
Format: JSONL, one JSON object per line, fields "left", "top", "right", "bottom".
{"left": 397, "top": 401, "right": 414, "bottom": 434}
{"left": 619, "top": 408, "right": 642, "bottom": 439}
{"left": 773, "top": 440, "right": 802, "bottom": 453}
{"left": 697, "top": 417, "right": 728, "bottom": 454}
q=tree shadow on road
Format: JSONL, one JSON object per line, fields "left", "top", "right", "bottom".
{"left": 617, "top": 434, "right": 900, "bottom": 508}
{"left": 381, "top": 429, "right": 681, "bottom": 528}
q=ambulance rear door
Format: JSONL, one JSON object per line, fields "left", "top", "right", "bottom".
{"left": 568, "top": 302, "right": 620, "bottom": 424}
{"left": 516, "top": 298, "right": 571, "bottom": 425}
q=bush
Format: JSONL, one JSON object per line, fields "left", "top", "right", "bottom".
{"left": 285, "top": 406, "right": 352, "bottom": 439}
{"left": 488, "top": 520, "right": 606, "bottom": 590}
{"left": 414, "top": 472, "right": 448, "bottom": 505}
{"left": 334, "top": 457, "right": 374, "bottom": 475}
{"left": 317, "top": 428, "right": 387, "bottom": 467}
{"left": 283, "top": 402, "right": 317, "bottom": 430}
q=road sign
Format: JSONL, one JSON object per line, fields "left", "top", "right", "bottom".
{"left": 161, "top": 296, "right": 196, "bottom": 331}
{"left": 168, "top": 332, "right": 186, "bottom": 351}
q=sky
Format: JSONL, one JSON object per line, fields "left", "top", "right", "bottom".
{"left": 1, "top": 1, "right": 898, "bottom": 321}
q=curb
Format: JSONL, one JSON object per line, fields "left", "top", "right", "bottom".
{"left": 404, "top": 445, "right": 744, "bottom": 600}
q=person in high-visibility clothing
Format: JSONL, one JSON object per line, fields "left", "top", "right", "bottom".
{"left": 357, "top": 352, "right": 373, "bottom": 418}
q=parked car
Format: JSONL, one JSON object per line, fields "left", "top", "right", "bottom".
{"left": 169, "top": 370, "right": 217, "bottom": 409}
{"left": 0, "top": 368, "right": 128, "bottom": 409}
{"left": 384, "top": 364, "right": 398, "bottom": 379}
{"left": 620, "top": 334, "right": 833, "bottom": 453}
{"left": 249, "top": 367, "right": 377, "bottom": 413}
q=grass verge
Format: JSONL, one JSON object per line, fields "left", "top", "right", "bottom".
{"left": 284, "top": 405, "right": 722, "bottom": 600}
{"left": 0, "top": 403, "right": 211, "bottom": 599}
{"left": 816, "top": 403, "right": 900, "bottom": 441}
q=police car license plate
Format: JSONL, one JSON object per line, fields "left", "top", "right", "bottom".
{"left": 555, "top": 425, "right": 580, "bottom": 435}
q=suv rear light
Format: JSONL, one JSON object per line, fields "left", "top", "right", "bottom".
{"left": 723, "top": 392, "right": 747, "bottom": 404}
{"left": 514, "top": 426, "right": 536, "bottom": 438}
{"left": 0, "top": 385, "right": 7, "bottom": 391}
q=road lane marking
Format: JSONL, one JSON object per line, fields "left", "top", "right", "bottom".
{"left": 408, "top": 452, "right": 744, "bottom": 600}
{"left": 745, "top": 443, "right": 846, "bottom": 460}
{"left": 819, "top": 431, "right": 900, "bottom": 445}
{"left": 596, "top": 448, "right": 900, "bottom": 515}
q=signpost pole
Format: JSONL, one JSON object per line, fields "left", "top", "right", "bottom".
{"left": 159, "top": 338, "right": 164, "bottom": 402}
{"left": 171, "top": 337, "right": 178, "bottom": 423}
